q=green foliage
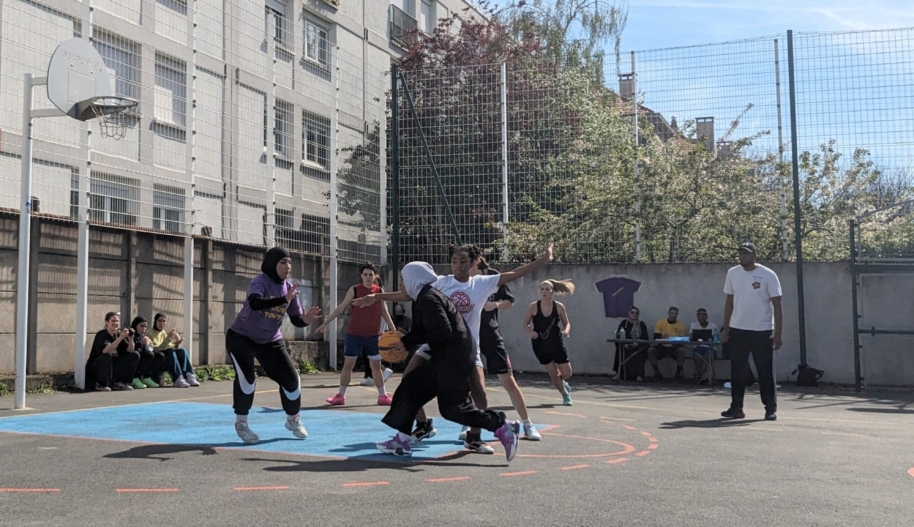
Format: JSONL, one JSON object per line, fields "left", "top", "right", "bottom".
{"left": 297, "top": 357, "right": 322, "bottom": 374}
{"left": 190, "top": 366, "right": 236, "bottom": 382}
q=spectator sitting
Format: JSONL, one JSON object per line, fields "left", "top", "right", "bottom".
{"left": 391, "top": 302, "right": 411, "bottom": 333}
{"left": 647, "top": 306, "right": 689, "bottom": 382}
{"left": 614, "top": 306, "right": 649, "bottom": 381}
{"left": 689, "top": 308, "right": 719, "bottom": 386}
{"left": 86, "top": 311, "right": 139, "bottom": 391}
{"left": 148, "top": 313, "right": 199, "bottom": 387}
{"left": 129, "top": 316, "right": 167, "bottom": 389}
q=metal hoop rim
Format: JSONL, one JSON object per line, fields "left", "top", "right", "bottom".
{"left": 90, "top": 96, "right": 139, "bottom": 116}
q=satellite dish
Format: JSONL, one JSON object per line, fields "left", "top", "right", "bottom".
{"left": 46, "top": 38, "right": 114, "bottom": 121}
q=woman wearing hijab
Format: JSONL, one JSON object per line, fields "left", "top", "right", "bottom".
{"left": 226, "top": 247, "right": 322, "bottom": 444}
{"left": 375, "top": 262, "right": 520, "bottom": 461}
{"left": 129, "top": 316, "right": 167, "bottom": 389}
{"left": 147, "top": 313, "right": 198, "bottom": 388}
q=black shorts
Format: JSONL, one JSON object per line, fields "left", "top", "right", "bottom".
{"left": 479, "top": 330, "right": 512, "bottom": 375}
{"left": 652, "top": 344, "right": 685, "bottom": 360}
{"left": 532, "top": 338, "right": 569, "bottom": 366}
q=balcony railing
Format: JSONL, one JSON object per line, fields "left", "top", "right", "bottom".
{"left": 388, "top": 4, "right": 418, "bottom": 48}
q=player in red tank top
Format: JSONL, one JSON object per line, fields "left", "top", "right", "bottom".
{"left": 316, "top": 263, "right": 395, "bottom": 406}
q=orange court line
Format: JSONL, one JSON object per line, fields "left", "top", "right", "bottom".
{"left": 908, "top": 468, "right": 914, "bottom": 478}
{"left": 427, "top": 477, "right": 471, "bottom": 483}
{"left": 623, "top": 425, "right": 638, "bottom": 431}
{"left": 649, "top": 437, "right": 659, "bottom": 443}
{"left": 500, "top": 471, "right": 539, "bottom": 477}
{"left": 545, "top": 411, "right": 588, "bottom": 419}
{"left": 647, "top": 444, "right": 659, "bottom": 450}
{"left": 0, "top": 488, "right": 60, "bottom": 493}
{"left": 640, "top": 431, "right": 652, "bottom": 437}
{"left": 560, "top": 464, "right": 590, "bottom": 471}
{"left": 635, "top": 451, "right": 651, "bottom": 457}
{"left": 234, "top": 486, "right": 289, "bottom": 491}
{"left": 341, "top": 481, "right": 389, "bottom": 488}
{"left": 605, "top": 458, "right": 629, "bottom": 464}
{"left": 116, "top": 488, "right": 179, "bottom": 493}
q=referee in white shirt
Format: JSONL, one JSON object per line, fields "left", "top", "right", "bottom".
{"left": 720, "top": 242, "right": 783, "bottom": 421}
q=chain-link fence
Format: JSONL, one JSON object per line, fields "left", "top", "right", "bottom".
{"left": 390, "top": 29, "right": 914, "bottom": 265}
{"left": 0, "top": 0, "right": 385, "bottom": 264}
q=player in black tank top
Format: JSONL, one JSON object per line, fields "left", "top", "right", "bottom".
{"left": 523, "top": 279, "right": 576, "bottom": 406}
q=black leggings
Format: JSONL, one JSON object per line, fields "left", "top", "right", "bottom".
{"left": 86, "top": 352, "right": 140, "bottom": 388}
{"left": 382, "top": 359, "right": 504, "bottom": 435}
{"left": 226, "top": 329, "right": 301, "bottom": 417}
{"left": 135, "top": 349, "right": 166, "bottom": 380}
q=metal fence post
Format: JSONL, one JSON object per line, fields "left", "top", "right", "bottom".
{"left": 786, "top": 29, "right": 808, "bottom": 366}
{"left": 391, "top": 63, "right": 400, "bottom": 292}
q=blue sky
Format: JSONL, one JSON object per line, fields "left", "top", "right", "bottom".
{"left": 621, "top": 0, "right": 914, "bottom": 50}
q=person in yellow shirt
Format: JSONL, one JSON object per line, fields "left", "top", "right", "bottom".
{"left": 148, "top": 313, "right": 199, "bottom": 388}
{"left": 647, "top": 307, "right": 688, "bottom": 382}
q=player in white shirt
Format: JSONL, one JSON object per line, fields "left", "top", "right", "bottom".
{"left": 689, "top": 308, "right": 718, "bottom": 385}
{"left": 356, "top": 243, "right": 553, "bottom": 454}
{"left": 720, "top": 242, "right": 783, "bottom": 421}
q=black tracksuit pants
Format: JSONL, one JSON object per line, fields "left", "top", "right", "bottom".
{"left": 382, "top": 358, "right": 504, "bottom": 435}
{"left": 226, "top": 329, "right": 301, "bottom": 416}
{"left": 729, "top": 328, "right": 777, "bottom": 412}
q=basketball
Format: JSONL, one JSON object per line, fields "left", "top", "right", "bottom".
{"left": 378, "top": 330, "right": 407, "bottom": 363}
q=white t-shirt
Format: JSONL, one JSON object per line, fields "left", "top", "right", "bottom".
{"left": 723, "top": 264, "right": 782, "bottom": 331}
{"left": 689, "top": 321, "right": 719, "bottom": 338}
{"left": 415, "top": 274, "right": 501, "bottom": 361}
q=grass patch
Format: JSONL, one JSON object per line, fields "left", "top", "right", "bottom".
{"left": 297, "top": 357, "right": 322, "bottom": 374}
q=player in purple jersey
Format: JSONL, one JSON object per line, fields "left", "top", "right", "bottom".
{"left": 226, "top": 247, "right": 322, "bottom": 444}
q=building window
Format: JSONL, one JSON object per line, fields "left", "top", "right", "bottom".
{"left": 275, "top": 99, "right": 294, "bottom": 160}
{"left": 303, "top": 16, "right": 330, "bottom": 69}
{"left": 153, "top": 185, "right": 186, "bottom": 234}
{"left": 302, "top": 111, "right": 330, "bottom": 176}
{"left": 420, "top": 1, "right": 432, "bottom": 34}
{"left": 157, "top": 0, "right": 188, "bottom": 16}
{"left": 266, "top": 0, "right": 292, "bottom": 51}
{"left": 93, "top": 30, "right": 140, "bottom": 101}
{"left": 89, "top": 174, "right": 139, "bottom": 226}
{"left": 154, "top": 53, "right": 187, "bottom": 129}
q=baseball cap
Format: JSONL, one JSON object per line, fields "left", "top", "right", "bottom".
{"left": 738, "top": 242, "right": 756, "bottom": 253}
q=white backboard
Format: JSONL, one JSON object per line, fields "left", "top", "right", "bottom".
{"left": 47, "top": 37, "right": 114, "bottom": 121}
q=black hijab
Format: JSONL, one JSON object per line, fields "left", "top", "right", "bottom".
{"left": 262, "top": 247, "right": 291, "bottom": 284}
{"left": 153, "top": 313, "right": 167, "bottom": 331}
{"left": 130, "top": 316, "right": 147, "bottom": 332}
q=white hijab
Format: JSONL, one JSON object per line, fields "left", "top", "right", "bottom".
{"left": 401, "top": 262, "right": 438, "bottom": 301}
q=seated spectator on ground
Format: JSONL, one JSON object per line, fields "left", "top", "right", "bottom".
{"left": 689, "top": 308, "right": 719, "bottom": 385}
{"left": 148, "top": 313, "right": 199, "bottom": 387}
{"left": 129, "top": 316, "right": 167, "bottom": 389}
{"left": 614, "top": 306, "right": 649, "bottom": 381}
{"left": 647, "top": 306, "right": 689, "bottom": 382}
{"left": 86, "top": 311, "right": 139, "bottom": 392}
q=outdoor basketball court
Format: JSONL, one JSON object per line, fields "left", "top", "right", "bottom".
{"left": 1, "top": 373, "right": 911, "bottom": 526}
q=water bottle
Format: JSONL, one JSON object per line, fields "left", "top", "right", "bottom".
{"left": 619, "top": 327, "right": 627, "bottom": 340}
{"left": 712, "top": 328, "right": 719, "bottom": 342}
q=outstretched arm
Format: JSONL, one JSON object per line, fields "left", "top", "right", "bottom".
{"left": 522, "top": 303, "right": 538, "bottom": 339}
{"left": 380, "top": 301, "right": 395, "bottom": 332}
{"left": 497, "top": 243, "right": 554, "bottom": 286}
{"left": 353, "top": 290, "right": 412, "bottom": 307}
{"left": 316, "top": 287, "right": 356, "bottom": 333}
{"left": 557, "top": 302, "right": 571, "bottom": 338}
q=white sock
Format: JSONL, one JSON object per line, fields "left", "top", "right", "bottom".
{"left": 522, "top": 419, "right": 532, "bottom": 425}
{"left": 339, "top": 386, "right": 348, "bottom": 396}
{"left": 377, "top": 386, "right": 387, "bottom": 396}
{"left": 235, "top": 415, "right": 247, "bottom": 424}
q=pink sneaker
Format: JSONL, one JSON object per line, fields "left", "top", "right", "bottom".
{"left": 326, "top": 393, "right": 346, "bottom": 406}
{"left": 377, "top": 394, "right": 393, "bottom": 406}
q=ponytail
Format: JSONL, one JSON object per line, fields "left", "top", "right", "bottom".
{"left": 541, "top": 279, "right": 575, "bottom": 295}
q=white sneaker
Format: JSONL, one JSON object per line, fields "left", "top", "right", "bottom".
{"left": 235, "top": 422, "right": 259, "bottom": 444}
{"left": 458, "top": 425, "right": 470, "bottom": 441}
{"left": 382, "top": 368, "right": 393, "bottom": 381}
{"left": 173, "top": 376, "right": 191, "bottom": 388}
{"left": 185, "top": 373, "right": 200, "bottom": 386}
{"left": 285, "top": 415, "right": 308, "bottom": 439}
{"left": 360, "top": 377, "right": 375, "bottom": 387}
{"left": 523, "top": 422, "right": 542, "bottom": 441}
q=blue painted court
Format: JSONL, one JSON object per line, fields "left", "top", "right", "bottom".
{"left": 0, "top": 402, "right": 481, "bottom": 462}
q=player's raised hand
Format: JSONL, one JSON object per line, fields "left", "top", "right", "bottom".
{"left": 303, "top": 306, "right": 322, "bottom": 325}
{"left": 352, "top": 294, "right": 379, "bottom": 307}
{"left": 285, "top": 282, "right": 300, "bottom": 303}
{"left": 545, "top": 242, "right": 554, "bottom": 262}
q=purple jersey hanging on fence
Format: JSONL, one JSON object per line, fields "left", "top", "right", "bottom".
{"left": 595, "top": 277, "right": 642, "bottom": 318}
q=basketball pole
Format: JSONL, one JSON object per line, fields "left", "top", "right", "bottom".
{"left": 15, "top": 73, "right": 35, "bottom": 410}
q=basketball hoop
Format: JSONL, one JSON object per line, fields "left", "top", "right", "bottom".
{"left": 89, "top": 96, "right": 138, "bottom": 140}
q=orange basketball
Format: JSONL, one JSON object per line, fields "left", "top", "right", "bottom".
{"left": 378, "top": 330, "right": 407, "bottom": 363}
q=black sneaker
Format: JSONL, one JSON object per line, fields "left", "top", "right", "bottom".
{"left": 697, "top": 378, "right": 710, "bottom": 386}
{"left": 652, "top": 373, "right": 665, "bottom": 382}
{"left": 720, "top": 408, "right": 745, "bottom": 419}
{"left": 463, "top": 433, "right": 495, "bottom": 454}
{"left": 409, "top": 418, "right": 437, "bottom": 445}
{"left": 674, "top": 370, "right": 684, "bottom": 382}
{"left": 765, "top": 410, "right": 777, "bottom": 421}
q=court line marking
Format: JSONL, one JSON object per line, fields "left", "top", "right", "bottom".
{"left": 116, "top": 488, "right": 179, "bottom": 493}
{"left": 560, "top": 464, "right": 590, "bottom": 471}
{"left": 545, "top": 411, "right": 588, "bottom": 419}
{"left": 234, "top": 486, "right": 288, "bottom": 491}
{"left": 907, "top": 468, "right": 914, "bottom": 478}
{"left": 341, "top": 481, "right": 389, "bottom": 488}
{"left": 605, "top": 458, "right": 629, "bottom": 464}
{"left": 635, "top": 451, "right": 651, "bottom": 457}
{"left": 500, "top": 471, "right": 538, "bottom": 477}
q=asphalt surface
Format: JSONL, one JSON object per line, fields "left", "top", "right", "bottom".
{"left": 1, "top": 373, "right": 912, "bottom": 527}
